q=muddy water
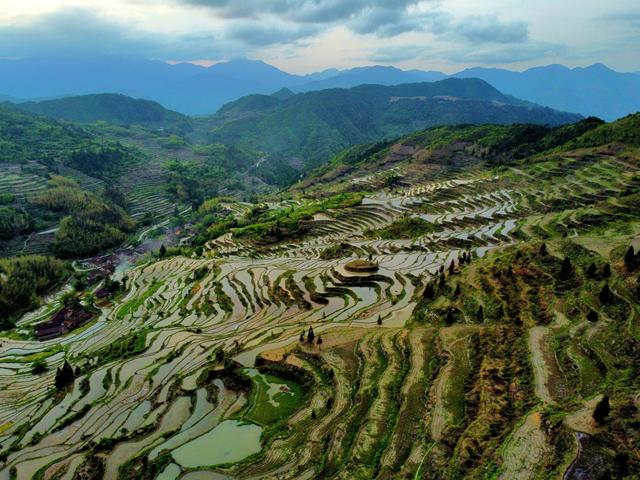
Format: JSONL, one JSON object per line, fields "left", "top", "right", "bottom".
{"left": 172, "top": 419, "right": 262, "bottom": 468}
{"left": 157, "top": 462, "right": 182, "bottom": 480}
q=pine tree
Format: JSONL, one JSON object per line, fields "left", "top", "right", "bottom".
{"left": 540, "top": 243, "right": 547, "bottom": 255}
{"left": 586, "top": 262, "right": 597, "bottom": 278}
{"left": 602, "top": 263, "right": 611, "bottom": 279}
{"left": 476, "top": 306, "right": 484, "bottom": 322}
{"left": 307, "top": 326, "right": 315, "bottom": 343}
{"left": 448, "top": 261, "right": 455, "bottom": 275}
{"left": 624, "top": 246, "right": 636, "bottom": 270}
{"left": 423, "top": 282, "right": 434, "bottom": 299}
{"left": 453, "top": 284, "right": 461, "bottom": 297}
{"left": 560, "top": 257, "right": 572, "bottom": 279}
{"left": 445, "top": 309, "right": 455, "bottom": 326}
{"left": 599, "top": 284, "right": 611, "bottom": 304}
{"left": 55, "top": 360, "right": 75, "bottom": 390}
{"left": 159, "top": 244, "right": 167, "bottom": 258}
{"left": 592, "top": 395, "right": 610, "bottom": 425}
{"left": 587, "top": 310, "right": 598, "bottom": 322}
{"left": 377, "top": 315, "right": 382, "bottom": 325}
{"left": 299, "top": 331, "right": 305, "bottom": 343}
{"left": 311, "top": 409, "right": 317, "bottom": 420}
{"left": 317, "top": 336, "right": 323, "bottom": 346}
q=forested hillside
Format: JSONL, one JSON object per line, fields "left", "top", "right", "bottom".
{"left": 15, "top": 93, "right": 192, "bottom": 133}
{"left": 0, "top": 106, "right": 139, "bottom": 256}
{"left": 200, "top": 78, "right": 582, "bottom": 171}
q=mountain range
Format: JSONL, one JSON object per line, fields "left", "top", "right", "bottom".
{"left": 453, "top": 63, "right": 640, "bottom": 121}
{"left": 0, "top": 57, "right": 638, "bottom": 119}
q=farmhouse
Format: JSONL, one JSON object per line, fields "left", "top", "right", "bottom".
{"left": 34, "top": 307, "right": 93, "bottom": 341}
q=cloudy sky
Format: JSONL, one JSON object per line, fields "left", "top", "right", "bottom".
{"left": 1, "top": 0, "right": 639, "bottom": 73}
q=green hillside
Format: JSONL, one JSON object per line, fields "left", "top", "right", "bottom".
{"left": 17, "top": 93, "right": 191, "bottom": 133}
{"left": 200, "top": 78, "right": 582, "bottom": 171}
{"left": 0, "top": 106, "right": 141, "bottom": 256}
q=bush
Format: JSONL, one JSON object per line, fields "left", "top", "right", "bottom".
{"left": 31, "top": 358, "right": 48, "bottom": 375}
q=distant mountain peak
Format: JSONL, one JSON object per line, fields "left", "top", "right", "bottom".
{"left": 583, "top": 62, "right": 613, "bottom": 72}
{"left": 271, "top": 87, "right": 295, "bottom": 100}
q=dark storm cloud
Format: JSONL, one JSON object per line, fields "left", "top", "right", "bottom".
{"left": 181, "top": 0, "right": 419, "bottom": 24}
{"left": 455, "top": 16, "right": 528, "bottom": 44}
{"left": 181, "top": 0, "right": 530, "bottom": 45}
{"left": 0, "top": 1, "right": 540, "bottom": 65}
{"left": 181, "top": 0, "right": 461, "bottom": 40}
{"left": 0, "top": 7, "right": 224, "bottom": 59}
{"left": 349, "top": 7, "right": 423, "bottom": 37}
{"left": 227, "top": 22, "right": 321, "bottom": 46}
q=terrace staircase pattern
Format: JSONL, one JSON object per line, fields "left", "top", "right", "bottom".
{"left": 0, "top": 149, "right": 639, "bottom": 479}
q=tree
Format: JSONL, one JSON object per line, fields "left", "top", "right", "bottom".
{"left": 317, "top": 335, "right": 323, "bottom": 346}
{"left": 307, "top": 326, "right": 315, "bottom": 344}
{"left": 476, "top": 306, "right": 484, "bottom": 322}
{"left": 559, "top": 257, "right": 573, "bottom": 279}
{"left": 299, "top": 331, "right": 305, "bottom": 343}
{"left": 587, "top": 310, "right": 598, "bottom": 322}
{"left": 61, "top": 290, "right": 81, "bottom": 310}
{"left": 539, "top": 243, "right": 547, "bottom": 255}
{"left": 624, "top": 246, "right": 637, "bottom": 270}
{"left": 31, "top": 358, "right": 48, "bottom": 375}
{"left": 445, "top": 309, "right": 455, "bottom": 326}
{"left": 423, "top": 283, "right": 434, "bottom": 300}
{"left": 448, "top": 261, "right": 455, "bottom": 275}
{"left": 55, "top": 360, "right": 75, "bottom": 390}
{"left": 599, "top": 284, "right": 611, "bottom": 304}
{"left": 377, "top": 315, "right": 382, "bottom": 325}
{"left": 592, "top": 395, "right": 610, "bottom": 425}
{"left": 602, "top": 263, "right": 611, "bottom": 279}
{"left": 453, "top": 284, "right": 461, "bottom": 297}
{"left": 311, "top": 409, "right": 317, "bottom": 420}
{"left": 159, "top": 244, "right": 167, "bottom": 258}
{"left": 586, "top": 262, "right": 597, "bottom": 278}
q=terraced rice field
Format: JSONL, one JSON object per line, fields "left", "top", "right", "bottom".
{"left": 0, "top": 147, "right": 639, "bottom": 479}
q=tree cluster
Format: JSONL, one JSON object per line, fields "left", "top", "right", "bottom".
{"left": 0, "top": 255, "right": 69, "bottom": 330}
{"left": 55, "top": 360, "right": 75, "bottom": 391}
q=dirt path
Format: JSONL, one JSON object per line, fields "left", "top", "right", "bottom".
{"left": 528, "top": 326, "right": 556, "bottom": 405}
{"left": 499, "top": 411, "right": 552, "bottom": 480}
{"left": 430, "top": 327, "right": 475, "bottom": 441}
